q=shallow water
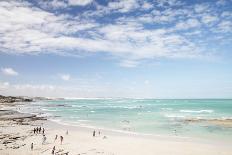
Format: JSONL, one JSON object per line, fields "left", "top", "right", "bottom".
{"left": 20, "top": 99, "right": 232, "bottom": 140}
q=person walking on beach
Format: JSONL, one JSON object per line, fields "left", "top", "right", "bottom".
{"left": 52, "top": 146, "right": 55, "bottom": 154}
{"left": 42, "top": 128, "right": 45, "bottom": 134}
{"left": 54, "top": 135, "right": 58, "bottom": 142}
{"left": 60, "top": 136, "right": 63, "bottom": 145}
{"left": 31, "top": 143, "right": 33, "bottom": 150}
{"left": 33, "top": 128, "right": 36, "bottom": 134}
{"left": 93, "top": 130, "right": 96, "bottom": 137}
{"left": 42, "top": 135, "right": 47, "bottom": 145}
{"left": 98, "top": 131, "right": 101, "bottom": 136}
{"left": 39, "top": 127, "right": 41, "bottom": 133}
{"left": 66, "top": 130, "right": 68, "bottom": 135}
{"left": 36, "top": 127, "right": 39, "bottom": 133}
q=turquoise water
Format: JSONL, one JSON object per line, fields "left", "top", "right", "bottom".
{"left": 22, "top": 99, "right": 232, "bottom": 140}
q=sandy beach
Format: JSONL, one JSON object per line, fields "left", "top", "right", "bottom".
{"left": 1, "top": 0, "right": 232, "bottom": 153}
{"left": 0, "top": 102, "right": 232, "bottom": 155}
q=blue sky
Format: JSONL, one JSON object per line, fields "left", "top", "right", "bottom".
{"left": 0, "top": 0, "right": 232, "bottom": 98}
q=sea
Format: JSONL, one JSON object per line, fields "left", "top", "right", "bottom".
{"left": 18, "top": 99, "right": 232, "bottom": 140}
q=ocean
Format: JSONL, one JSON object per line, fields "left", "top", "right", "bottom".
{"left": 19, "top": 99, "right": 232, "bottom": 140}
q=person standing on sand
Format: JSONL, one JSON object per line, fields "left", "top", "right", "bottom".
{"left": 60, "top": 136, "right": 63, "bottom": 145}
{"left": 39, "top": 127, "right": 41, "bottom": 133}
{"left": 54, "top": 135, "right": 58, "bottom": 142}
{"left": 52, "top": 146, "right": 55, "bottom": 154}
{"left": 66, "top": 130, "right": 68, "bottom": 135}
{"left": 33, "top": 128, "right": 36, "bottom": 134}
{"left": 31, "top": 143, "right": 33, "bottom": 150}
{"left": 42, "top": 135, "right": 47, "bottom": 145}
{"left": 98, "top": 131, "right": 101, "bottom": 136}
{"left": 93, "top": 130, "right": 96, "bottom": 137}
{"left": 42, "top": 128, "right": 45, "bottom": 134}
{"left": 36, "top": 127, "right": 39, "bottom": 133}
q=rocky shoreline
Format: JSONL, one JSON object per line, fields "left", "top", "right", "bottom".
{"left": 0, "top": 95, "right": 33, "bottom": 103}
{"left": 0, "top": 95, "right": 48, "bottom": 152}
{"left": 0, "top": 109, "right": 47, "bottom": 152}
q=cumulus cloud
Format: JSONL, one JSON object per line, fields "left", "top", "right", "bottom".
{"left": 201, "top": 15, "right": 218, "bottom": 24}
{"left": 194, "top": 4, "right": 209, "bottom": 13}
{"left": 175, "top": 19, "right": 201, "bottom": 30}
{"left": 108, "top": 0, "right": 139, "bottom": 13}
{"left": 216, "top": 20, "right": 232, "bottom": 32}
{"left": 141, "top": 1, "right": 153, "bottom": 10}
{"left": 1, "top": 67, "right": 18, "bottom": 76}
{"left": 68, "top": 0, "right": 93, "bottom": 6}
{"left": 38, "top": 0, "right": 68, "bottom": 9}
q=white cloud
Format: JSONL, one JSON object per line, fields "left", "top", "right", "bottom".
{"left": 68, "top": 0, "right": 93, "bottom": 6}
{"left": 175, "top": 19, "right": 201, "bottom": 30}
{"left": 217, "top": 21, "right": 232, "bottom": 32}
{"left": 119, "top": 60, "right": 139, "bottom": 68}
{"left": 156, "top": 0, "right": 183, "bottom": 7}
{"left": 38, "top": 0, "right": 68, "bottom": 9}
{"left": 108, "top": 0, "right": 139, "bottom": 13}
{"left": 60, "top": 74, "right": 71, "bottom": 81}
{"left": 221, "top": 11, "right": 232, "bottom": 18}
{"left": 0, "top": 0, "right": 229, "bottom": 67}
{"left": 201, "top": 15, "right": 218, "bottom": 24}
{"left": 1, "top": 67, "right": 18, "bottom": 76}
{"left": 216, "top": 0, "right": 227, "bottom": 6}
{"left": 194, "top": 4, "right": 209, "bottom": 13}
{"left": 14, "top": 84, "right": 55, "bottom": 91}
{"left": 141, "top": 1, "right": 153, "bottom": 10}
{"left": 0, "top": 83, "right": 60, "bottom": 97}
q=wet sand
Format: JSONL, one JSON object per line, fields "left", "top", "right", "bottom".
{"left": 184, "top": 118, "right": 232, "bottom": 127}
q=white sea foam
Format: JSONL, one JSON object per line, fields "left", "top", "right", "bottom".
{"left": 179, "top": 110, "right": 214, "bottom": 113}
{"left": 43, "top": 109, "right": 59, "bottom": 112}
{"left": 161, "top": 108, "right": 173, "bottom": 110}
{"left": 220, "top": 117, "right": 232, "bottom": 120}
{"left": 78, "top": 120, "right": 90, "bottom": 122}
{"left": 165, "top": 114, "right": 185, "bottom": 118}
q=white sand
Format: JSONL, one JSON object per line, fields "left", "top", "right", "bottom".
{"left": 1, "top": 119, "right": 232, "bottom": 155}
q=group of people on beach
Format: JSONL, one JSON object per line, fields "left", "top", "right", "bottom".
{"left": 92, "top": 130, "right": 101, "bottom": 137}
{"left": 31, "top": 128, "right": 68, "bottom": 154}
{"left": 54, "top": 134, "right": 64, "bottom": 145}
{"left": 31, "top": 127, "right": 47, "bottom": 151}
{"left": 51, "top": 131, "right": 69, "bottom": 154}
{"left": 33, "top": 126, "right": 45, "bottom": 134}
{"left": 30, "top": 128, "right": 105, "bottom": 154}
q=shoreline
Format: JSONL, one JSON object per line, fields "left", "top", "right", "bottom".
{"left": 1, "top": 101, "right": 232, "bottom": 155}
{"left": 46, "top": 118, "right": 232, "bottom": 147}
{"left": 2, "top": 99, "right": 232, "bottom": 142}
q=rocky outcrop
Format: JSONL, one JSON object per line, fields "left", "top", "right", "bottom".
{"left": 0, "top": 95, "right": 33, "bottom": 103}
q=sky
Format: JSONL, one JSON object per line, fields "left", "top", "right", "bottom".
{"left": 0, "top": 0, "right": 232, "bottom": 98}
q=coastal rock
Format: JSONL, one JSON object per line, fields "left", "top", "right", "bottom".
{"left": 0, "top": 95, "right": 33, "bottom": 103}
